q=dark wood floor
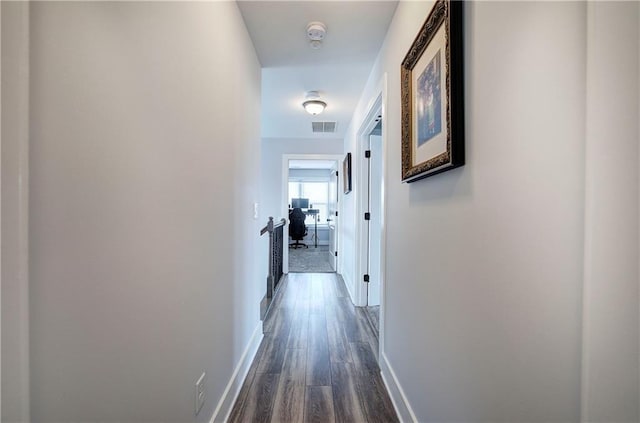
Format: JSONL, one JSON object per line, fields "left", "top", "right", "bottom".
{"left": 228, "top": 273, "right": 398, "bottom": 423}
{"left": 363, "top": 306, "right": 380, "bottom": 338}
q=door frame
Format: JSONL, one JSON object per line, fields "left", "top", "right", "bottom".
{"left": 355, "top": 96, "right": 382, "bottom": 306}
{"left": 281, "top": 154, "right": 344, "bottom": 273}
{"left": 327, "top": 161, "right": 340, "bottom": 271}
{"left": 355, "top": 75, "right": 388, "bottom": 355}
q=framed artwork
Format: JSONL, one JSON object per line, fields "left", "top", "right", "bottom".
{"left": 401, "top": 0, "right": 464, "bottom": 182}
{"left": 343, "top": 153, "right": 352, "bottom": 194}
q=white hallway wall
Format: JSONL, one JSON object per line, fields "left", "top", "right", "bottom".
{"left": 343, "top": 1, "right": 639, "bottom": 422}
{"left": 23, "top": 2, "right": 262, "bottom": 421}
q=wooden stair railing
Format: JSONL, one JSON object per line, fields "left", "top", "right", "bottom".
{"left": 259, "top": 217, "right": 286, "bottom": 321}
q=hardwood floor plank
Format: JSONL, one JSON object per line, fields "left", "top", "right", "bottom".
{"left": 306, "top": 346, "right": 331, "bottom": 387}
{"left": 229, "top": 372, "right": 279, "bottom": 423}
{"left": 270, "top": 349, "right": 307, "bottom": 422}
{"left": 320, "top": 272, "right": 338, "bottom": 300}
{"left": 296, "top": 274, "right": 312, "bottom": 301}
{"left": 264, "top": 306, "right": 294, "bottom": 340}
{"left": 281, "top": 348, "right": 307, "bottom": 385}
{"left": 349, "top": 342, "right": 379, "bottom": 377}
{"left": 280, "top": 275, "right": 299, "bottom": 308}
{"left": 306, "top": 313, "right": 331, "bottom": 386}
{"left": 364, "top": 306, "right": 380, "bottom": 335}
{"left": 334, "top": 275, "right": 350, "bottom": 298}
{"left": 356, "top": 370, "right": 399, "bottom": 423}
{"left": 272, "top": 380, "right": 305, "bottom": 423}
{"left": 308, "top": 275, "right": 326, "bottom": 315}
{"left": 355, "top": 307, "right": 379, "bottom": 362}
{"left": 326, "top": 312, "right": 352, "bottom": 364}
{"left": 337, "top": 297, "right": 364, "bottom": 343}
{"left": 349, "top": 343, "right": 398, "bottom": 423}
{"left": 304, "top": 386, "right": 336, "bottom": 423}
{"left": 330, "top": 362, "right": 367, "bottom": 423}
{"left": 258, "top": 334, "right": 288, "bottom": 374}
{"left": 287, "top": 310, "right": 309, "bottom": 349}
{"left": 263, "top": 302, "right": 281, "bottom": 334}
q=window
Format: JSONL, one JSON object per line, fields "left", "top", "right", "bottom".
{"left": 288, "top": 181, "right": 329, "bottom": 225}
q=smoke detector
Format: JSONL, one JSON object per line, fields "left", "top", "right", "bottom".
{"left": 306, "top": 22, "right": 327, "bottom": 49}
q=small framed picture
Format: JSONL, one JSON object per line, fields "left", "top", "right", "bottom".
{"left": 401, "top": 0, "right": 464, "bottom": 182}
{"left": 343, "top": 153, "right": 352, "bottom": 194}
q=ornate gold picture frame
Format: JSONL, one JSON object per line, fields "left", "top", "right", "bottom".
{"left": 401, "top": 0, "right": 464, "bottom": 182}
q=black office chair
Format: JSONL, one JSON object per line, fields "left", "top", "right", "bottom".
{"left": 289, "top": 208, "right": 308, "bottom": 249}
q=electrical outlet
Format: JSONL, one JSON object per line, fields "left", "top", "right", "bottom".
{"left": 195, "top": 372, "right": 206, "bottom": 415}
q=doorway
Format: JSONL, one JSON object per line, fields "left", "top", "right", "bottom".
{"left": 327, "top": 161, "right": 339, "bottom": 271}
{"left": 283, "top": 155, "right": 342, "bottom": 273}
{"left": 366, "top": 119, "right": 383, "bottom": 307}
{"left": 362, "top": 117, "right": 383, "bottom": 339}
{"left": 355, "top": 84, "right": 387, "bottom": 347}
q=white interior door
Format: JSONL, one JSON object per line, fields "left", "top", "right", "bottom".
{"left": 328, "top": 163, "right": 339, "bottom": 271}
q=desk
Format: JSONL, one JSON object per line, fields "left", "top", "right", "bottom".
{"left": 305, "top": 209, "right": 319, "bottom": 248}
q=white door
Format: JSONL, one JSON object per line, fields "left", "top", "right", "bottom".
{"left": 327, "top": 163, "right": 339, "bottom": 271}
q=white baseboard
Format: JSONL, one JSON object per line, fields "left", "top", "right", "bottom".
{"left": 340, "top": 271, "right": 356, "bottom": 305}
{"left": 210, "top": 322, "right": 263, "bottom": 423}
{"left": 380, "top": 351, "right": 418, "bottom": 423}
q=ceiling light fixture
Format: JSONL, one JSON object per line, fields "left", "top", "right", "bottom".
{"left": 306, "top": 22, "right": 326, "bottom": 50}
{"left": 302, "top": 91, "right": 327, "bottom": 115}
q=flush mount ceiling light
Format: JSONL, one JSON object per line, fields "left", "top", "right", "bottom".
{"left": 306, "top": 22, "right": 326, "bottom": 49}
{"left": 302, "top": 91, "right": 327, "bottom": 115}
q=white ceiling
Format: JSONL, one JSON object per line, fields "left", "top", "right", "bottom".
{"left": 237, "top": 1, "right": 398, "bottom": 140}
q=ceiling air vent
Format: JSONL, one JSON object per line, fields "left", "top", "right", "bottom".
{"left": 312, "top": 121, "right": 337, "bottom": 133}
